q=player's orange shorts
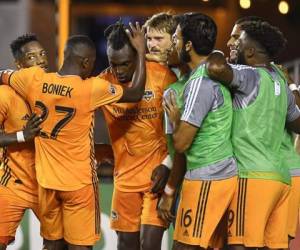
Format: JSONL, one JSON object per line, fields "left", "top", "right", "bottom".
{"left": 173, "top": 176, "right": 237, "bottom": 249}
{"left": 0, "top": 185, "right": 39, "bottom": 245}
{"left": 39, "top": 183, "right": 100, "bottom": 246}
{"left": 288, "top": 176, "right": 300, "bottom": 238}
{"left": 228, "top": 178, "right": 290, "bottom": 248}
{"left": 110, "top": 188, "right": 167, "bottom": 232}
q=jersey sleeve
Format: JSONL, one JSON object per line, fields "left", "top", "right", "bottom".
{"left": 90, "top": 77, "right": 124, "bottom": 110}
{"left": 286, "top": 85, "right": 300, "bottom": 122}
{"left": 1, "top": 67, "right": 39, "bottom": 99}
{"left": 231, "top": 64, "right": 260, "bottom": 94}
{"left": 0, "top": 89, "right": 10, "bottom": 123}
{"left": 181, "top": 78, "right": 215, "bottom": 128}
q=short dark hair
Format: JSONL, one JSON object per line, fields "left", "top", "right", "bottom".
{"left": 10, "top": 34, "right": 38, "bottom": 59}
{"left": 235, "top": 16, "right": 266, "bottom": 25}
{"left": 104, "top": 20, "right": 131, "bottom": 50}
{"left": 66, "top": 35, "right": 95, "bottom": 51}
{"left": 241, "top": 20, "right": 287, "bottom": 58}
{"left": 144, "top": 12, "right": 177, "bottom": 35}
{"left": 179, "top": 13, "right": 217, "bottom": 56}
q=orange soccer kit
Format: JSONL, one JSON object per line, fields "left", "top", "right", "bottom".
{"left": 0, "top": 85, "right": 38, "bottom": 245}
{"left": 1, "top": 66, "right": 124, "bottom": 245}
{"left": 99, "top": 61, "right": 177, "bottom": 232}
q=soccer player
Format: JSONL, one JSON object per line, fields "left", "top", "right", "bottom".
{"left": 144, "top": 12, "right": 175, "bottom": 64}
{"left": 0, "top": 34, "right": 47, "bottom": 250}
{"left": 0, "top": 23, "right": 146, "bottom": 250}
{"left": 144, "top": 12, "right": 181, "bottom": 194}
{"left": 227, "top": 16, "right": 300, "bottom": 245}
{"left": 99, "top": 21, "right": 176, "bottom": 250}
{"left": 206, "top": 19, "right": 300, "bottom": 250}
{"left": 162, "top": 13, "right": 238, "bottom": 249}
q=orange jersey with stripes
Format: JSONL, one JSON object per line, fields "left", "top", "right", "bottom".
{"left": 0, "top": 85, "right": 37, "bottom": 203}
{"left": 1, "top": 66, "right": 123, "bottom": 191}
{"left": 99, "top": 62, "right": 177, "bottom": 191}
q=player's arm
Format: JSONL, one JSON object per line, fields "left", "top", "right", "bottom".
{"left": 118, "top": 22, "right": 146, "bottom": 103}
{"left": 0, "top": 113, "right": 42, "bottom": 147}
{"left": 157, "top": 152, "right": 186, "bottom": 223}
{"left": 285, "top": 86, "right": 300, "bottom": 134}
{"left": 0, "top": 67, "right": 38, "bottom": 98}
{"left": 206, "top": 51, "right": 233, "bottom": 87}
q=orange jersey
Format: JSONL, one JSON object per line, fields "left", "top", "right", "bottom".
{"left": 0, "top": 85, "right": 37, "bottom": 203}
{"left": 99, "top": 62, "right": 177, "bottom": 192}
{"left": 1, "top": 66, "right": 123, "bottom": 191}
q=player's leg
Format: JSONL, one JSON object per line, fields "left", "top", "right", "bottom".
{"left": 39, "top": 186, "right": 64, "bottom": 250}
{"left": 117, "top": 231, "right": 140, "bottom": 250}
{"left": 264, "top": 182, "right": 290, "bottom": 250}
{"left": 140, "top": 191, "right": 167, "bottom": 250}
{"left": 140, "top": 225, "right": 165, "bottom": 250}
{"left": 62, "top": 184, "right": 100, "bottom": 249}
{"left": 172, "top": 240, "right": 201, "bottom": 250}
{"left": 227, "top": 178, "right": 289, "bottom": 249}
{"left": 174, "top": 177, "right": 237, "bottom": 249}
{"left": 110, "top": 188, "right": 143, "bottom": 250}
{"left": 287, "top": 177, "right": 300, "bottom": 242}
{"left": 0, "top": 186, "right": 28, "bottom": 250}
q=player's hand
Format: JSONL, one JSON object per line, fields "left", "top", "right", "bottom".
{"left": 151, "top": 164, "right": 170, "bottom": 193}
{"left": 126, "top": 22, "right": 146, "bottom": 55}
{"left": 23, "top": 113, "right": 42, "bottom": 141}
{"left": 157, "top": 192, "right": 175, "bottom": 223}
{"left": 146, "top": 52, "right": 168, "bottom": 64}
{"left": 163, "top": 91, "right": 180, "bottom": 128}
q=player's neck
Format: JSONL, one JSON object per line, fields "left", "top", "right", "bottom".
{"left": 58, "top": 63, "right": 81, "bottom": 78}
{"left": 188, "top": 54, "right": 207, "bottom": 71}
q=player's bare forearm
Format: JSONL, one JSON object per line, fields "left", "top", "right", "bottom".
{"left": 0, "top": 133, "right": 19, "bottom": 147}
{"left": 167, "top": 153, "right": 186, "bottom": 189}
{"left": 287, "top": 117, "right": 300, "bottom": 134}
{"left": 173, "top": 121, "right": 198, "bottom": 153}
{"left": 119, "top": 22, "right": 146, "bottom": 103}
{"left": 206, "top": 51, "right": 233, "bottom": 87}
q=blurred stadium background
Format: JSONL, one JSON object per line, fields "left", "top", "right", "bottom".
{"left": 0, "top": 0, "right": 299, "bottom": 249}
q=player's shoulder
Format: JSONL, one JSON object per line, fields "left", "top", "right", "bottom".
{"left": 0, "top": 85, "right": 16, "bottom": 104}
{"left": 146, "top": 61, "right": 176, "bottom": 83}
{"left": 98, "top": 67, "right": 114, "bottom": 81}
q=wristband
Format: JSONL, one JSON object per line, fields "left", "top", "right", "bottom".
{"left": 289, "top": 83, "right": 298, "bottom": 92}
{"left": 16, "top": 131, "right": 25, "bottom": 143}
{"left": 162, "top": 155, "right": 173, "bottom": 170}
{"left": 164, "top": 184, "right": 175, "bottom": 196}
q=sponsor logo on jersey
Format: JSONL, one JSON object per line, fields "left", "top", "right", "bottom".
{"left": 143, "top": 90, "right": 154, "bottom": 101}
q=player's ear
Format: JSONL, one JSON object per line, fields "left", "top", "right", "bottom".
{"left": 81, "top": 57, "right": 90, "bottom": 69}
{"left": 185, "top": 41, "right": 192, "bottom": 52}
{"left": 15, "top": 60, "right": 21, "bottom": 69}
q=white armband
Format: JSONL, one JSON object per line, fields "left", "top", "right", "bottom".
{"left": 289, "top": 83, "right": 298, "bottom": 92}
{"left": 164, "top": 184, "right": 175, "bottom": 196}
{"left": 162, "top": 154, "right": 173, "bottom": 170}
{"left": 16, "top": 131, "right": 25, "bottom": 143}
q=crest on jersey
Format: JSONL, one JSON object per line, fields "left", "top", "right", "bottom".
{"left": 111, "top": 210, "right": 119, "bottom": 221}
{"left": 109, "top": 84, "right": 116, "bottom": 95}
{"left": 143, "top": 90, "right": 155, "bottom": 102}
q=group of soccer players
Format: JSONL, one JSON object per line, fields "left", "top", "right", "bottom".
{"left": 0, "top": 10, "right": 299, "bottom": 250}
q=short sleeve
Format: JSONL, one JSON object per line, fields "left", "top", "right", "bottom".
{"left": 231, "top": 64, "right": 260, "bottom": 94}
{"left": 286, "top": 85, "right": 300, "bottom": 122}
{"left": 90, "top": 77, "right": 124, "bottom": 110}
{"left": 0, "top": 88, "right": 10, "bottom": 123}
{"left": 181, "top": 78, "right": 215, "bottom": 128}
{"left": 1, "top": 66, "right": 39, "bottom": 98}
